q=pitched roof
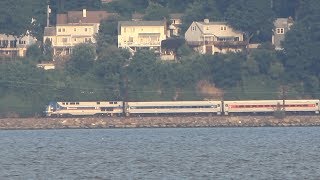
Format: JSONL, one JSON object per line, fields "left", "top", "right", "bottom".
{"left": 44, "top": 27, "right": 56, "bottom": 36}
{"left": 170, "top": 13, "right": 183, "bottom": 19}
{"left": 57, "top": 10, "right": 116, "bottom": 25}
{"left": 118, "top": 21, "right": 166, "bottom": 27}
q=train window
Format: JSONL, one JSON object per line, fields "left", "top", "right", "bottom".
{"left": 109, "top": 102, "right": 113, "bottom": 104}
{"left": 66, "top": 103, "right": 68, "bottom": 105}
{"left": 70, "top": 102, "right": 75, "bottom": 105}
{"left": 114, "top": 102, "right": 118, "bottom": 104}
{"left": 225, "top": 104, "right": 228, "bottom": 107}
{"left": 76, "top": 102, "right": 79, "bottom": 105}
{"left": 316, "top": 103, "right": 319, "bottom": 106}
{"left": 97, "top": 102, "right": 100, "bottom": 105}
{"left": 217, "top": 104, "right": 220, "bottom": 107}
{"left": 62, "top": 103, "right": 65, "bottom": 105}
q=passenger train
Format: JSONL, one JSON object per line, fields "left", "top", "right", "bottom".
{"left": 45, "top": 99, "right": 320, "bottom": 117}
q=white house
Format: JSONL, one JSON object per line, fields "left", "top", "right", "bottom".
{"left": 272, "top": 17, "right": 294, "bottom": 50}
{"left": 118, "top": 21, "right": 167, "bottom": 53}
{"left": 185, "top": 19, "right": 247, "bottom": 54}
{"left": 0, "top": 33, "right": 36, "bottom": 58}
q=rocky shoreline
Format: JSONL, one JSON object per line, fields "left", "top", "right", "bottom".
{"left": 1, "top": 116, "right": 320, "bottom": 130}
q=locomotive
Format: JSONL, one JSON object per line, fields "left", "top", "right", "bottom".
{"left": 45, "top": 99, "right": 320, "bottom": 117}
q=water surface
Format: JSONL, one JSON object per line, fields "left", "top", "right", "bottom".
{"left": 1, "top": 127, "right": 320, "bottom": 179}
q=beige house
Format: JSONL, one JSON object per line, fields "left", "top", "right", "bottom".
{"left": 44, "top": 9, "right": 114, "bottom": 57}
{"left": 0, "top": 33, "right": 36, "bottom": 58}
{"left": 185, "top": 19, "right": 247, "bottom": 54}
{"left": 168, "top": 13, "right": 183, "bottom": 37}
{"left": 118, "top": 21, "right": 167, "bottom": 53}
{"left": 272, "top": 17, "right": 294, "bottom": 50}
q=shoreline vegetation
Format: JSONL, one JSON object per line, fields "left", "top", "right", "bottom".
{"left": 1, "top": 116, "right": 320, "bottom": 130}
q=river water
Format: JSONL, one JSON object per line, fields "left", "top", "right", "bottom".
{"left": 1, "top": 127, "right": 320, "bottom": 179}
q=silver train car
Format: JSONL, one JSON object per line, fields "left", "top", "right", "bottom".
{"left": 45, "top": 101, "right": 124, "bottom": 117}
{"left": 125, "top": 101, "right": 223, "bottom": 116}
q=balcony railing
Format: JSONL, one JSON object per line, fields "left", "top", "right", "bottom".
{"left": 187, "top": 40, "right": 248, "bottom": 47}
{"left": 122, "top": 42, "right": 161, "bottom": 47}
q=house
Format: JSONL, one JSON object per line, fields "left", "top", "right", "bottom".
{"left": 101, "top": 0, "right": 115, "bottom": 3}
{"left": 43, "top": 9, "right": 115, "bottom": 57}
{"left": 168, "top": 13, "right": 183, "bottom": 37}
{"left": 185, "top": 19, "right": 247, "bottom": 54}
{"left": 131, "top": 13, "right": 144, "bottom": 21}
{"left": 272, "top": 17, "right": 294, "bottom": 50}
{"left": 0, "top": 33, "right": 36, "bottom": 58}
{"left": 37, "top": 63, "right": 55, "bottom": 70}
{"left": 117, "top": 21, "right": 167, "bottom": 53}
{"left": 131, "top": 13, "right": 183, "bottom": 37}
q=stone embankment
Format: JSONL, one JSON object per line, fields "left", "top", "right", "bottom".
{"left": 1, "top": 116, "right": 320, "bottom": 130}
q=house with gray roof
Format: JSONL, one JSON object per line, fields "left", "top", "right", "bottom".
{"left": 185, "top": 19, "right": 247, "bottom": 54}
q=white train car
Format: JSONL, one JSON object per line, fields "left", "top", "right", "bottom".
{"left": 223, "top": 99, "right": 320, "bottom": 115}
{"left": 45, "top": 101, "right": 124, "bottom": 117}
{"left": 125, "top": 101, "right": 222, "bottom": 116}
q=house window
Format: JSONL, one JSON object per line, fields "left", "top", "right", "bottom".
{"left": 74, "top": 28, "right": 77, "bottom": 32}
{"left": 221, "top": 27, "right": 223, "bottom": 30}
{"left": 58, "top": 28, "right": 61, "bottom": 32}
{"left": 62, "top": 38, "right": 68, "bottom": 42}
{"left": 276, "top": 28, "right": 284, "bottom": 34}
{"left": 124, "top": 28, "right": 126, "bottom": 33}
{"left": 85, "top": 28, "right": 88, "bottom": 32}
{"left": 129, "top": 37, "right": 133, "bottom": 42}
{"left": 62, "top": 28, "right": 65, "bottom": 32}
{"left": 192, "top": 26, "right": 196, "bottom": 31}
{"left": 74, "top": 38, "right": 77, "bottom": 42}
{"left": 206, "top": 27, "right": 209, "bottom": 30}
{"left": 224, "top": 27, "right": 227, "bottom": 30}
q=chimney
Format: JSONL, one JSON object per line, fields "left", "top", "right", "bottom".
{"left": 204, "top": 19, "right": 209, "bottom": 23}
{"left": 83, "top": 9, "right": 87, "bottom": 18}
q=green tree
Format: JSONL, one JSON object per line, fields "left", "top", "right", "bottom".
{"left": 143, "top": 2, "right": 170, "bottom": 21}
{"left": 96, "top": 15, "right": 124, "bottom": 51}
{"left": 94, "top": 46, "right": 130, "bottom": 99}
{"left": 181, "top": 0, "right": 221, "bottom": 33}
{"left": 26, "top": 43, "right": 43, "bottom": 63}
{"left": 66, "top": 43, "right": 96, "bottom": 75}
{"left": 225, "top": 0, "right": 275, "bottom": 42}
{"left": 43, "top": 38, "right": 53, "bottom": 61}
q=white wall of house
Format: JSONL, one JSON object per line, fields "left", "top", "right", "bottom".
{"left": 118, "top": 21, "right": 167, "bottom": 53}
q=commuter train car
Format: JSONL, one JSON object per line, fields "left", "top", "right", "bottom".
{"left": 45, "top": 101, "right": 124, "bottom": 117}
{"left": 223, "top": 99, "right": 320, "bottom": 115}
{"left": 125, "top": 101, "right": 223, "bottom": 116}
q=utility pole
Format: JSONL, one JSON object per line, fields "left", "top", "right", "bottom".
{"left": 47, "top": 4, "right": 51, "bottom": 27}
{"left": 281, "top": 85, "right": 288, "bottom": 111}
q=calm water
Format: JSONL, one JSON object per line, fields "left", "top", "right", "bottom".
{"left": 1, "top": 127, "right": 320, "bottom": 179}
